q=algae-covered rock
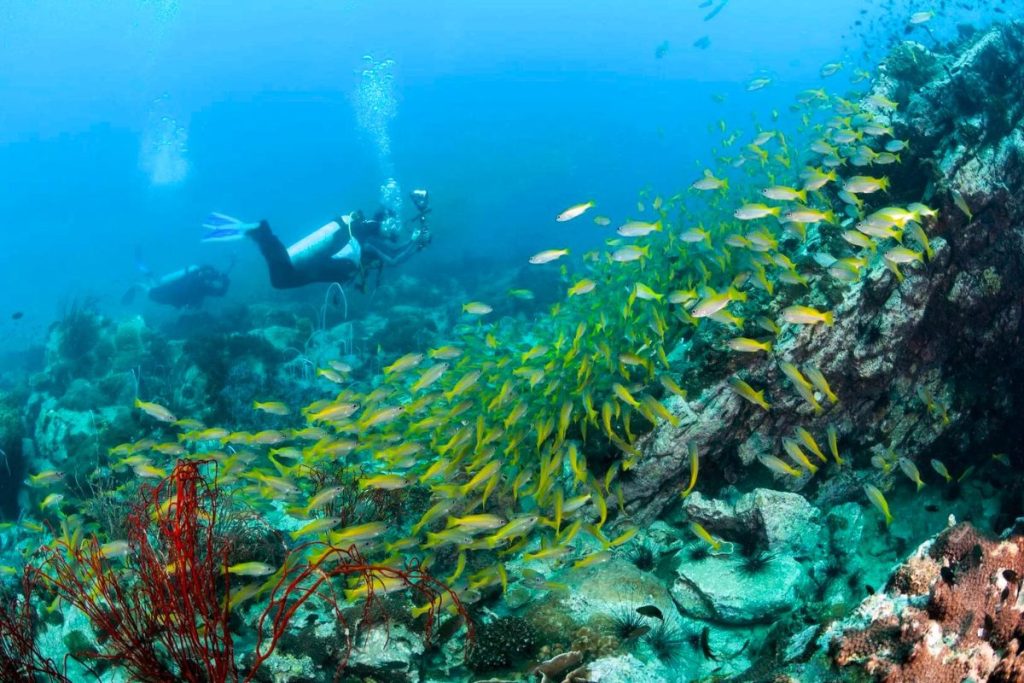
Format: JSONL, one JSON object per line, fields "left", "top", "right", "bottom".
{"left": 671, "top": 552, "right": 804, "bottom": 624}
{"left": 347, "top": 622, "right": 427, "bottom": 681}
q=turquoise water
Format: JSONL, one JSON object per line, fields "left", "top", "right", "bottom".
{"left": 2, "top": 2, "right": 1023, "bottom": 682}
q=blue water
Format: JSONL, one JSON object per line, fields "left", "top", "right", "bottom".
{"left": 0, "top": 0, "right": 1004, "bottom": 357}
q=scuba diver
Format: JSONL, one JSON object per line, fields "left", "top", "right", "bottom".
{"left": 202, "top": 189, "right": 432, "bottom": 292}
{"left": 122, "top": 263, "right": 231, "bottom": 309}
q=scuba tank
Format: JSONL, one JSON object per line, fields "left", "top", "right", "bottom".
{"left": 286, "top": 218, "right": 353, "bottom": 270}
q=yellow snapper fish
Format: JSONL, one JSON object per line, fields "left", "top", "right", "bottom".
{"left": 226, "top": 562, "right": 278, "bottom": 577}
{"left": 898, "top": 457, "right": 925, "bottom": 491}
{"left": 782, "top": 305, "right": 834, "bottom": 326}
{"left": 611, "top": 245, "right": 650, "bottom": 263}
{"left": 529, "top": 249, "right": 570, "bottom": 265}
{"left": 253, "top": 401, "right": 290, "bottom": 416}
{"left": 930, "top": 458, "right": 953, "bottom": 483}
{"left": 328, "top": 521, "right": 388, "bottom": 546}
{"left": 761, "top": 186, "right": 807, "bottom": 203}
{"left": 804, "top": 366, "right": 839, "bottom": 403}
{"left": 784, "top": 207, "right": 835, "bottom": 224}
{"left": 26, "top": 470, "right": 65, "bottom": 487}
{"left": 384, "top": 353, "right": 424, "bottom": 376}
{"left": 691, "top": 170, "right": 729, "bottom": 191}
{"left": 617, "top": 221, "right": 662, "bottom": 237}
{"left": 844, "top": 176, "right": 890, "bottom": 195}
{"left": 428, "top": 345, "right": 462, "bottom": 360}
{"left": 411, "top": 363, "right": 449, "bottom": 392}
{"left": 746, "top": 77, "right": 772, "bottom": 91}
{"left": 134, "top": 398, "right": 177, "bottom": 423}
{"left": 728, "top": 377, "right": 770, "bottom": 410}
{"left": 462, "top": 301, "right": 492, "bottom": 316}
{"left": 864, "top": 484, "right": 894, "bottom": 526}
{"left": 726, "top": 337, "right": 771, "bottom": 353}
{"left": 759, "top": 453, "right": 803, "bottom": 478}
{"left": 690, "top": 522, "right": 722, "bottom": 551}
{"left": 556, "top": 200, "right": 595, "bottom": 222}
{"left": 568, "top": 279, "right": 596, "bottom": 296}
{"left": 691, "top": 288, "right": 746, "bottom": 318}
{"left": 734, "top": 203, "right": 781, "bottom": 220}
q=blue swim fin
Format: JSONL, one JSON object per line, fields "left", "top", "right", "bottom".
{"left": 201, "top": 212, "right": 260, "bottom": 242}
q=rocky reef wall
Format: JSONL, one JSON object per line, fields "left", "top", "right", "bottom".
{"left": 624, "top": 21, "right": 1024, "bottom": 532}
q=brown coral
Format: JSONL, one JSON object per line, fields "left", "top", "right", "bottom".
{"left": 830, "top": 523, "right": 1024, "bottom": 682}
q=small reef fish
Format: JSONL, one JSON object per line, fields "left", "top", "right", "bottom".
{"left": 726, "top": 337, "right": 771, "bottom": 353}
{"left": 568, "top": 279, "right": 596, "bottom": 296}
{"left": 839, "top": 176, "right": 888, "bottom": 194}
{"left": 100, "top": 540, "right": 131, "bottom": 559}
{"left": 680, "top": 443, "right": 699, "bottom": 497}
{"left": 385, "top": 353, "right": 424, "bottom": 376}
{"left": 898, "top": 457, "right": 925, "bottom": 491}
{"left": 134, "top": 398, "right": 177, "bottom": 423}
{"left": 691, "top": 170, "right": 728, "bottom": 191}
{"left": 804, "top": 366, "right": 838, "bottom": 403}
{"left": 734, "top": 203, "right": 781, "bottom": 220}
{"left": 782, "top": 305, "right": 834, "bottom": 326}
{"left": 611, "top": 245, "right": 649, "bottom": 263}
{"left": 227, "top": 562, "right": 278, "bottom": 577}
{"left": 909, "top": 10, "right": 935, "bottom": 24}
{"left": 617, "top": 221, "right": 662, "bottom": 237}
{"left": 462, "top": 302, "right": 492, "bottom": 316}
{"left": 930, "top": 459, "right": 953, "bottom": 483}
{"left": 864, "top": 484, "right": 894, "bottom": 526}
{"left": 728, "top": 377, "right": 770, "bottom": 410}
{"left": 689, "top": 522, "right": 722, "bottom": 551}
{"left": 529, "top": 249, "right": 570, "bottom": 265}
{"left": 747, "top": 77, "right": 772, "bottom": 91}
{"left": 39, "top": 493, "right": 64, "bottom": 511}
{"left": 253, "top": 401, "right": 290, "bottom": 416}
{"left": 556, "top": 201, "right": 595, "bottom": 222}
{"left": 827, "top": 426, "right": 844, "bottom": 465}
{"left": 27, "top": 470, "right": 65, "bottom": 487}
{"left": 761, "top": 186, "right": 807, "bottom": 203}
{"left": 950, "top": 188, "right": 973, "bottom": 220}
{"left": 411, "top": 363, "right": 449, "bottom": 392}
{"left": 759, "top": 453, "right": 802, "bottom": 478}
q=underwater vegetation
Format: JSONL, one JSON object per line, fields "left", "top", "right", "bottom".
{"left": 3, "top": 15, "right": 1024, "bottom": 683}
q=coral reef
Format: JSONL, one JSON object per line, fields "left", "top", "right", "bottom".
{"left": 829, "top": 523, "right": 1023, "bottom": 682}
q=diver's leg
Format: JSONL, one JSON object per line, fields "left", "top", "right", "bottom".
{"left": 249, "top": 221, "right": 305, "bottom": 288}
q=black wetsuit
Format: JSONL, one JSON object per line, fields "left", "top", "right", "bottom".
{"left": 147, "top": 265, "right": 230, "bottom": 308}
{"left": 249, "top": 215, "right": 422, "bottom": 290}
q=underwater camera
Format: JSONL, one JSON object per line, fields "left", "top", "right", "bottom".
{"left": 409, "top": 189, "right": 432, "bottom": 245}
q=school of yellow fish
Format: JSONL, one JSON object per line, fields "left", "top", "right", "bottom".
{"left": 18, "top": 71, "right": 968, "bottom": 621}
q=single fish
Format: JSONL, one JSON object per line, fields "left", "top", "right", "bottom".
{"left": 782, "top": 305, "right": 834, "bottom": 326}
{"left": 556, "top": 201, "right": 595, "bottom": 222}
{"left": 568, "top": 279, "right": 596, "bottom": 296}
{"left": 636, "top": 605, "right": 664, "bottom": 620}
{"left": 864, "top": 484, "right": 894, "bottom": 526}
{"left": 950, "top": 188, "right": 973, "bottom": 220}
{"left": 227, "top": 561, "right": 278, "bottom": 577}
{"left": 734, "top": 203, "right": 781, "bottom": 220}
{"left": 134, "top": 398, "right": 177, "bottom": 423}
{"left": 462, "top": 301, "right": 492, "bottom": 316}
{"left": 728, "top": 377, "right": 770, "bottom": 410}
{"left": 253, "top": 401, "right": 290, "bottom": 416}
{"left": 529, "top": 249, "right": 570, "bottom": 265}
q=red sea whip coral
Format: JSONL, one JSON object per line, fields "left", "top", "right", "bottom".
{"left": 41, "top": 459, "right": 470, "bottom": 682}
